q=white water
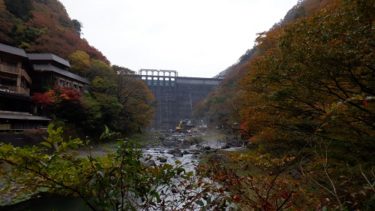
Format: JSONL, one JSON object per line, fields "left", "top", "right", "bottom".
{"left": 141, "top": 134, "right": 242, "bottom": 210}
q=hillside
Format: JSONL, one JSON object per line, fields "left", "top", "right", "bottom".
{"left": 199, "top": 0, "right": 375, "bottom": 209}
{"left": 0, "top": 0, "right": 155, "bottom": 138}
{"left": 201, "top": 0, "right": 347, "bottom": 127}
{"left": 0, "top": 0, "right": 107, "bottom": 62}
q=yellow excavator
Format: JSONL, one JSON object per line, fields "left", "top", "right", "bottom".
{"left": 175, "top": 119, "right": 194, "bottom": 132}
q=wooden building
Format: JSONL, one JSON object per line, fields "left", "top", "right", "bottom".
{"left": 28, "top": 53, "right": 89, "bottom": 92}
{"left": 0, "top": 43, "right": 49, "bottom": 130}
{"left": 0, "top": 43, "right": 90, "bottom": 131}
{"left": 0, "top": 43, "right": 32, "bottom": 98}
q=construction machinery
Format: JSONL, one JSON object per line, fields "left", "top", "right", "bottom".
{"left": 175, "top": 119, "right": 194, "bottom": 132}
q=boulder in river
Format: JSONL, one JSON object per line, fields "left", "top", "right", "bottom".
{"left": 168, "top": 148, "right": 183, "bottom": 157}
{"left": 189, "top": 149, "right": 201, "bottom": 155}
{"left": 221, "top": 144, "right": 231, "bottom": 149}
{"left": 204, "top": 146, "right": 211, "bottom": 151}
{"left": 157, "top": 157, "right": 168, "bottom": 163}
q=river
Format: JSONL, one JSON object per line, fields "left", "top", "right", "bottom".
{"left": 3, "top": 132, "right": 243, "bottom": 210}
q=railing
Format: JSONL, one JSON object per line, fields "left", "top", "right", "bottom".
{"left": 0, "top": 64, "right": 18, "bottom": 74}
{"left": 0, "top": 64, "right": 32, "bottom": 84}
{"left": 0, "top": 85, "right": 30, "bottom": 96}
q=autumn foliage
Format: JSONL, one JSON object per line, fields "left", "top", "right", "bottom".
{"left": 58, "top": 88, "right": 81, "bottom": 101}
{"left": 32, "top": 87, "right": 81, "bottom": 106}
{"left": 0, "top": 0, "right": 108, "bottom": 62}
{"left": 200, "top": 0, "right": 375, "bottom": 209}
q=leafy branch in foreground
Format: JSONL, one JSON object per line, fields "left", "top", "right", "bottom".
{"left": 0, "top": 125, "right": 227, "bottom": 210}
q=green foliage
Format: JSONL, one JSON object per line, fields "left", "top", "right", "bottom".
{"left": 93, "top": 93, "right": 122, "bottom": 126}
{"left": 89, "top": 60, "right": 118, "bottom": 95}
{"left": 10, "top": 23, "right": 45, "bottom": 49}
{"left": 71, "top": 19, "right": 82, "bottom": 35}
{"left": 91, "top": 76, "right": 117, "bottom": 94}
{"left": 89, "top": 59, "right": 113, "bottom": 76}
{"left": 0, "top": 126, "right": 227, "bottom": 210}
{"left": 116, "top": 75, "right": 155, "bottom": 133}
{"left": 36, "top": 48, "right": 154, "bottom": 138}
{"left": 79, "top": 95, "right": 103, "bottom": 133}
{"left": 41, "top": 124, "right": 83, "bottom": 152}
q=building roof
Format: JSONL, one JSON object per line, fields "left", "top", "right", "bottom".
{"left": 0, "top": 111, "right": 50, "bottom": 121}
{"left": 32, "top": 64, "right": 89, "bottom": 84}
{"left": 0, "top": 43, "right": 27, "bottom": 58}
{"left": 27, "top": 53, "right": 71, "bottom": 68}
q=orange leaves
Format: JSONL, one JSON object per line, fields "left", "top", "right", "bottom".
{"left": 59, "top": 87, "right": 81, "bottom": 101}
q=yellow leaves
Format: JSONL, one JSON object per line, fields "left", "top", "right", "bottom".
{"left": 68, "top": 50, "right": 90, "bottom": 73}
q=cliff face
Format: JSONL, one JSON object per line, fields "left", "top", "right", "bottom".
{"left": 0, "top": 0, "right": 107, "bottom": 62}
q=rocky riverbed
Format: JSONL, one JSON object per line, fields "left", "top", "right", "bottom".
{"left": 140, "top": 131, "right": 243, "bottom": 210}
{"left": 142, "top": 131, "right": 246, "bottom": 194}
{"left": 142, "top": 131, "right": 244, "bottom": 172}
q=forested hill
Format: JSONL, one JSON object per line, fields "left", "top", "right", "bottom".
{"left": 198, "top": 0, "right": 374, "bottom": 128}
{"left": 0, "top": 0, "right": 107, "bottom": 62}
{"left": 197, "top": 0, "right": 374, "bottom": 209}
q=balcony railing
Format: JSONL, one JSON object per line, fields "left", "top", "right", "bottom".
{"left": 0, "top": 64, "right": 17, "bottom": 74}
{"left": 0, "top": 85, "right": 30, "bottom": 96}
{"left": 0, "top": 64, "right": 32, "bottom": 84}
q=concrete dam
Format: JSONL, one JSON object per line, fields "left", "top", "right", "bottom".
{"left": 138, "top": 69, "right": 222, "bottom": 130}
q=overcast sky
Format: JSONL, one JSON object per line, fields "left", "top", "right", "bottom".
{"left": 60, "top": 0, "right": 297, "bottom": 77}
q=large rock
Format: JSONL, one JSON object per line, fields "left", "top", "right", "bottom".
{"left": 189, "top": 149, "right": 201, "bottom": 155}
{"left": 182, "top": 150, "right": 191, "bottom": 155}
{"left": 204, "top": 146, "right": 211, "bottom": 151}
{"left": 157, "top": 157, "right": 168, "bottom": 163}
{"left": 168, "top": 148, "right": 183, "bottom": 157}
{"left": 221, "top": 144, "right": 231, "bottom": 149}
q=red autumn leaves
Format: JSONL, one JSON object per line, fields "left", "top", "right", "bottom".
{"left": 32, "top": 87, "right": 81, "bottom": 106}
